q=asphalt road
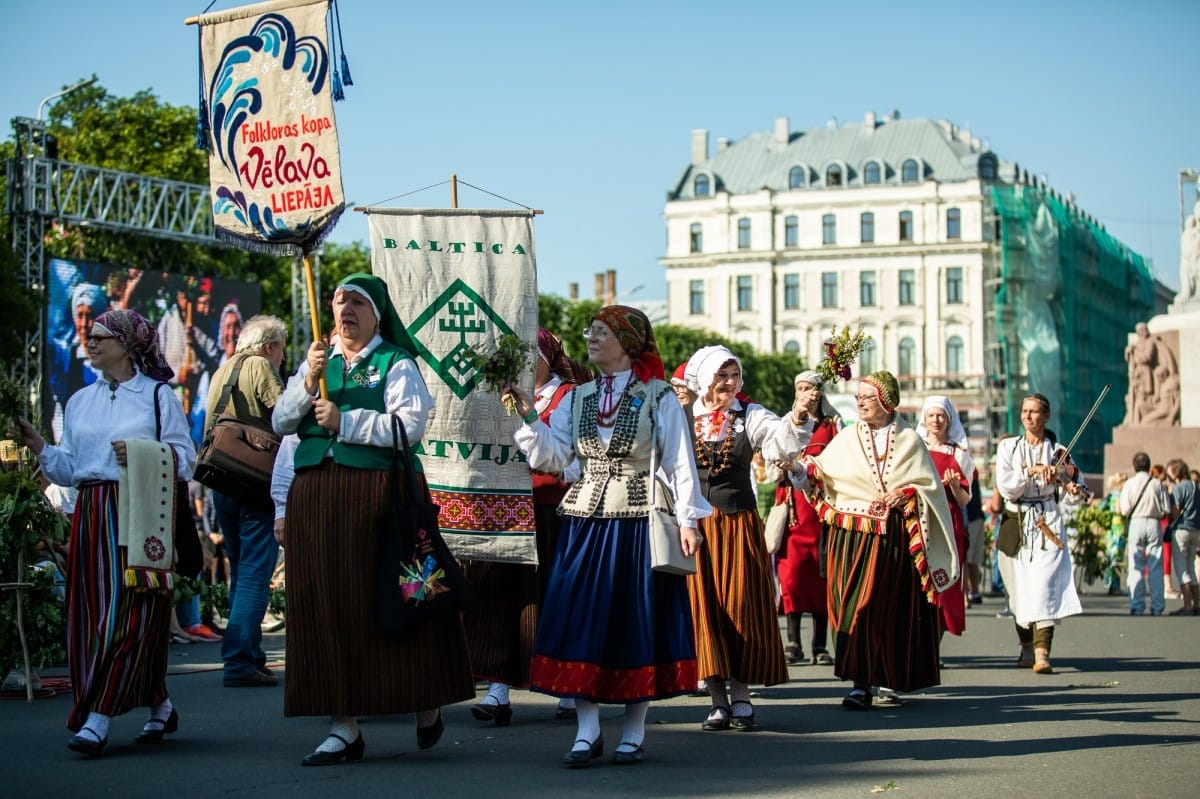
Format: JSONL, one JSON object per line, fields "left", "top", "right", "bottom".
{"left": 2, "top": 590, "right": 1197, "bottom": 799}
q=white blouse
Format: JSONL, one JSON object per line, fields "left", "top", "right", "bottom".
{"left": 38, "top": 371, "right": 196, "bottom": 486}
{"left": 513, "top": 370, "right": 712, "bottom": 526}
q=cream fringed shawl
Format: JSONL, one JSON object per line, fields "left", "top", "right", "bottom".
{"left": 811, "top": 417, "right": 959, "bottom": 598}
{"left": 118, "top": 439, "right": 176, "bottom": 590}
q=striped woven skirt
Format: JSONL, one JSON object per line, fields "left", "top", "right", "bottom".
{"left": 461, "top": 503, "right": 563, "bottom": 686}
{"left": 691, "top": 507, "right": 789, "bottom": 686}
{"left": 283, "top": 461, "right": 475, "bottom": 717}
{"left": 826, "top": 512, "right": 940, "bottom": 692}
{"left": 67, "top": 482, "right": 171, "bottom": 731}
{"left": 530, "top": 516, "right": 696, "bottom": 703}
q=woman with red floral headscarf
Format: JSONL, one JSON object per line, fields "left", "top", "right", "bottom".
{"left": 19, "top": 309, "right": 195, "bottom": 757}
{"left": 504, "top": 306, "right": 710, "bottom": 767}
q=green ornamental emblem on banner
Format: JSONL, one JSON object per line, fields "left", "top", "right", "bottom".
{"left": 408, "top": 278, "right": 517, "bottom": 398}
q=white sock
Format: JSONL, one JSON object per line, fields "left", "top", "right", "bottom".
{"left": 571, "top": 699, "right": 601, "bottom": 751}
{"left": 78, "top": 712, "right": 111, "bottom": 742}
{"left": 618, "top": 702, "right": 649, "bottom": 751}
{"left": 558, "top": 697, "right": 576, "bottom": 710}
{"left": 143, "top": 698, "right": 174, "bottom": 731}
{"left": 483, "top": 682, "right": 509, "bottom": 706}
{"left": 316, "top": 717, "right": 359, "bottom": 752}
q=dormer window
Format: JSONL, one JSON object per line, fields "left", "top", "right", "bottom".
{"left": 979, "top": 154, "right": 998, "bottom": 181}
{"left": 826, "top": 164, "right": 843, "bottom": 187}
{"left": 863, "top": 161, "right": 881, "bottom": 185}
{"left": 694, "top": 173, "right": 710, "bottom": 197}
{"left": 901, "top": 159, "right": 920, "bottom": 183}
{"left": 788, "top": 166, "right": 806, "bottom": 189}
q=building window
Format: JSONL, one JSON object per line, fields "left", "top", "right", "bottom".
{"left": 694, "top": 174, "right": 710, "bottom": 197}
{"left": 822, "top": 213, "right": 837, "bottom": 245}
{"left": 901, "top": 159, "right": 920, "bottom": 183}
{"left": 789, "top": 166, "right": 805, "bottom": 189}
{"left": 860, "top": 338, "right": 877, "bottom": 374}
{"left": 784, "top": 340, "right": 801, "bottom": 354}
{"left": 860, "top": 270, "right": 877, "bottom": 307}
{"left": 863, "top": 161, "right": 881, "bottom": 185}
{"left": 784, "top": 215, "right": 799, "bottom": 247}
{"left": 946, "top": 267, "right": 963, "bottom": 304}
{"left": 946, "top": 207, "right": 961, "bottom": 240}
{"left": 899, "top": 210, "right": 913, "bottom": 242}
{"left": 898, "top": 337, "right": 916, "bottom": 377}
{"left": 689, "top": 222, "right": 703, "bottom": 253}
{"left": 783, "top": 273, "right": 800, "bottom": 310}
{"left": 737, "top": 217, "right": 751, "bottom": 249}
{"left": 736, "top": 275, "right": 753, "bottom": 311}
{"left": 898, "top": 269, "right": 915, "bottom": 305}
{"left": 860, "top": 212, "right": 875, "bottom": 244}
{"left": 689, "top": 280, "right": 705, "bottom": 315}
{"left": 979, "top": 155, "right": 997, "bottom": 181}
{"left": 946, "top": 335, "right": 964, "bottom": 376}
{"left": 826, "top": 164, "right": 843, "bottom": 187}
{"left": 821, "top": 272, "right": 838, "bottom": 308}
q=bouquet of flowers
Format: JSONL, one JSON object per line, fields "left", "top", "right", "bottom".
{"left": 463, "top": 334, "right": 532, "bottom": 415}
{"left": 816, "top": 325, "right": 871, "bottom": 385}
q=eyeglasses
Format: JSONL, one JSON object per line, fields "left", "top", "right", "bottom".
{"left": 854, "top": 394, "right": 878, "bottom": 405}
{"left": 582, "top": 327, "right": 614, "bottom": 342}
{"left": 86, "top": 334, "right": 114, "bottom": 345}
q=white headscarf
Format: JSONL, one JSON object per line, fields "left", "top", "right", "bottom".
{"left": 686, "top": 345, "right": 741, "bottom": 395}
{"left": 916, "top": 394, "right": 967, "bottom": 447}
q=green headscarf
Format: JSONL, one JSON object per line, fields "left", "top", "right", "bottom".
{"left": 335, "top": 272, "right": 417, "bottom": 357}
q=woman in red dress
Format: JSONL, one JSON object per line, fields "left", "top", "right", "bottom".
{"left": 917, "top": 395, "right": 973, "bottom": 637}
{"left": 774, "top": 371, "right": 841, "bottom": 665}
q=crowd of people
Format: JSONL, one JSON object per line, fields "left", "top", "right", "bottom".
{"left": 17, "top": 282, "right": 1197, "bottom": 767}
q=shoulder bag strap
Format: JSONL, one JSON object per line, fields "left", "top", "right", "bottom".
{"left": 211, "top": 354, "right": 250, "bottom": 419}
{"left": 154, "top": 381, "right": 165, "bottom": 441}
{"left": 648, "top": 381, "right": 659, "bottom": 508}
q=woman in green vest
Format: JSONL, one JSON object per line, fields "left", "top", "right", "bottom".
{"left": 272, "top": 273, "right": 474, "bottom": 766}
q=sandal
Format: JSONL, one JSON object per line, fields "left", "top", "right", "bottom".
{"left": 875, "top": 689, "right": 904, "bottom": 707}
{"left": 841, "top": 688, "right": 872, "bottom": 710}
{"left": 813, "top": 651, "right": 834, "bottom": 666}
{"left": 730, "top": 700, "right": 756, "bottom": 731}
{"left": 701, "top": 704, "right": 731, "bottom": 731}
{"left": 784, "top": 643, "right": 805, "bottom": 665}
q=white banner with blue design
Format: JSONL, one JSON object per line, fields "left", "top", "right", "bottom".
{"left": 198, "top": 0, "right": 350, "bottom": 254}
{"left": 366, "top": 208, "right": 539, "bottom": 565}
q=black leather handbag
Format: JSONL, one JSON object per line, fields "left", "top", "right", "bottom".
{"left": 375, "top": 417, "right": 471, "bottom": 634}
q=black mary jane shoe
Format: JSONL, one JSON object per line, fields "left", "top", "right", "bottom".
{"left": 417, "top": 710, "right": 444, "bottom": 751}
{"left": 135, "top": 708, "right": 180, "bottom": 745}
{"left": 67, "top": 731, "right": 108, "bottom": 757}
{"left": 730, "top": 701, "right": 757, "bottom": 731}
{"left": 612, "top": 741, "right": 645, "bottom": 765}
{"left": 701, "top": 705, "right": 731, "bottom": 731}
{"left": 841, "top": 688, "right": 872, "bottom": 710}
{"left": 470, "top": 702, "right": 513, "bottom": 727}
{"left": 562, "top": 735, "right": 604, "bottom": 768}
{"left": 301, "top": 733, "right": 365, "bottom": 766}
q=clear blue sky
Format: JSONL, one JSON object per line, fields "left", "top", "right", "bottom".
{"left": 2, "top": 0, "right": 1196, "bottom": 302}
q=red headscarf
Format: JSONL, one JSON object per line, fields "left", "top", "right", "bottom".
{"left": 591, "top": 305, "right": 664, "bottom": 383}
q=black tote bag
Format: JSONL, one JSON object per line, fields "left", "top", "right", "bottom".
{"left": 375, "top": 417, "right": 471, "bottom": 634}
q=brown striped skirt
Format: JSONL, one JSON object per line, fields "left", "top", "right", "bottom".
{"left": 691, "top": 507, "right": 789, "bottom": 686}
{"left": 826, "top": 511, "right": 940, "bottom": 692}
{"left": 461, "top": 503, "right": 563, "bottom": 686}
{"left": 66, "top": 482, "right": 171, "bottom": 731}
{"left": 283, "top": 461, "right": 475, "bottom": 717}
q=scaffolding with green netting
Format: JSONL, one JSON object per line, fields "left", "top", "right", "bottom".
{"left": 985, "top": 184, "right": 1156, "bottom": 473}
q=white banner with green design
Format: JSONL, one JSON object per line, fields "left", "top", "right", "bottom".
{"left": 367, "top": 208, "right": 539, "bottom": 564}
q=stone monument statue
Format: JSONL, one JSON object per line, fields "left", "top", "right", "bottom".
{"left": 1123, "top": 322, "right": 1180, "bottom": 426}
{"left": 1180, "top": 178, "right": 1200, "bottom": 305}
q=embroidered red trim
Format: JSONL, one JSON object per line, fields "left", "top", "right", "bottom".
{"left": 530, "top": 655, "right": 697, "bottom": 702}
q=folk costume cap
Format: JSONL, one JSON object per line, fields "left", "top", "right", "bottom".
{"left": 671, "top": 362, "right": 689, "bottom": 388}
{"left": 863, "top": 370, "right": 900, "bottom": 413}
{"left": 794, "top": 370, "right": 824, "bottom": 388}
{"left": 537, "top": 327, "right": 586, "bottom": 383}
{"left": 591, "top": 305, "right": 664, "bottom": 382}
{"left": 916, "top": 394, "right": 968, "bottom": 447}
{"left": 71, "top": 282, "right": 108, "bottom": 316}
{"left": 92, "top": 309, "right": 174, "bottom": 383}
{"left": 690, "top": 345, "right": 743, "bottom": 395}
{"left": 335, "top": 272, "right": 417, "bottom": 356}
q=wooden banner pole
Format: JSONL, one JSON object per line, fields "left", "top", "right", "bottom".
{"left": 302, "top": 252, "right": 328, "bottom": 399}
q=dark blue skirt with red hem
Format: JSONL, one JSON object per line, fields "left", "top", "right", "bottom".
{"left": 529, "top": 516, "right": 697, "bottom": 704}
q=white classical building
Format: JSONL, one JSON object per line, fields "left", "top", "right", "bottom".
{"left": 662, "top": 112, "right": 997, "bottom": 397}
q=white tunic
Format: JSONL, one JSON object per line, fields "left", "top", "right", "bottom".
{"left": 994, "top": 435, "right": 1083, "bottom": 626}
{"left": 39, "top": 372, "right": 195, "bottom": 486}
{"left": 513, "top": 370, "right": 711, "bottom": 526}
